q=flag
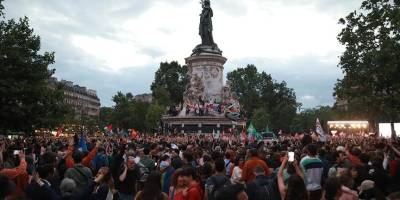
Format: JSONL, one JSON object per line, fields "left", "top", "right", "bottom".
{"left": 106, "top": 124, "right": 113, "bottom": 134}
{"left": 212, "top": 129, "right": 220, "bottom": 139}
{"left": 240, "top": 129, "right": 247, "bottom": 143}
{"left": 78, "top": 135, "right": 88, "bottom": 152}
{"left": 131, "top": 129, "right": 138, "bottom": 140}
{"left": 316, "top": 118, "right": 327, "bottom": 142}
{"left": 247, "top": 123, "right": 262, "bottom": 141}
{"left": 56, "top": 127, "right": 62, "bottom": 137}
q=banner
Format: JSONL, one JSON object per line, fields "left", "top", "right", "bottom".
{"left": 131, "top": 129, "right": 138, "bottom": 140}
{"left": 316, "top": 118, "right": 327, "bottom": 142}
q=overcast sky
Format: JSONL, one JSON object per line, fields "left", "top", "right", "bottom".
{"left": 3, "top": 0, "right": 361, "bottom": 108}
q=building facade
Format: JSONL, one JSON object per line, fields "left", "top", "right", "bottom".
{"left": 48, "top": 77, "right": 101, "bottom": 120}
{"left": 134, "top": 93, "right": 153, "bottom": 103}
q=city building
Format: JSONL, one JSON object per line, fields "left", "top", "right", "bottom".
{"left": 48, "top": 77, "right": 101, "bottom": 120}
{"left": 134, "top": 93, "right": 153, "bottom": 103}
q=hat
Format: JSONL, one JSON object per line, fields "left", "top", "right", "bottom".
{"left": 358, "top": 180, "right": 374, "bottom": 194}
{"left": 60, "top": 178, "right": 77, "bottom": 197}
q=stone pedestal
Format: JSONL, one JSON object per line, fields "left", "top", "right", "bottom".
{"left": 183, "top": 54, "right": 227, "bottom": 104}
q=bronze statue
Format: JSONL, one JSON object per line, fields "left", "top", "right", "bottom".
{"left": 192, "top": 0, "right": 222, "bottom": 55}
{"left": 199, "top": 0, "right": 214, "bottom": 46}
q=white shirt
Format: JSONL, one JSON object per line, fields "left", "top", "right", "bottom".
{"left": 230, "top": 166, "right": 243, "bottom": 184}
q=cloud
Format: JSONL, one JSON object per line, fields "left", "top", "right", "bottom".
{"left": 302, "top": 95, "right": 316, "bottom": 100}
{"left": 2, "top": 0, "right": 361, "bottom": 108}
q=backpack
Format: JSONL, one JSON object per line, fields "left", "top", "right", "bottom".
{"left": 209, "top": 176, "right": 231, "bottom": 200}
{"left": 253, "top": 175, "right": 281, "bottom": 200}
{"left": 138, "top": 162, "right": 150, "bottom": 182}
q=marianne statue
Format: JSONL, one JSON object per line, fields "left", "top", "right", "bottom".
{"left": 192, "top": 0, "right": 221, "bottom": 55}
{"left": 199, "top": 0, "right": 214, "bottom": 46}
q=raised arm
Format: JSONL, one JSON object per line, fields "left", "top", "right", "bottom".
{"left": 81, "top": 141, "right": 100, "bottom": 167}
{"left": 294, "top": 160, "right": 305, "bottom": 179}
{"left": 0, "top": 151, "right": 27, "bottom": 178}
{"left": 388, "top": 142, "right": 400, "bottom": 158}
{"left": 278, "top": 156, "right": 288, "bottom": 200}
{"left": 119, "top": 164, "right": 128, "bottom": 182}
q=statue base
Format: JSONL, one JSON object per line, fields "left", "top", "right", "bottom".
{"left": 162, "top": 115, "right": 246, "bottom": 134}
{"left": 183, "top": 53, "right": 226, "bottom": 104}
{"left": 192, "top": 44, "right": 222, "bottom": 56}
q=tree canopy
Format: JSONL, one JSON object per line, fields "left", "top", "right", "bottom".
{"left": 227, "top": 65, "right": 300, "bottom": 131}
{"left": 151, "top": 61, "right": 188, "bottom": 105}
{"left": 0, "top": 7, "right": 69, "bottom": 132}
{"left": 334, "top": 0, "right": 400, "bottom": 123}
{"left": 292, "top": 106, "right": 337, "bottom": 132}
{"left": 145, "top": 103, "right": 165, "bottom": 133}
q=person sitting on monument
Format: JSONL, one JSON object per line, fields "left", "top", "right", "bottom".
{"left": 186, "top": 105, "right": 190, "bottom": 115}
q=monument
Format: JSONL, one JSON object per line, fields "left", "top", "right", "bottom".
{"left": 162, "top": 0, "right": 246, "bottom": 134}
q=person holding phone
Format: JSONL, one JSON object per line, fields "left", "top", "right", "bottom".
{"left": 118, "top": 155, "right": 139, "bottom": 200}
{"left": 0, "top": 150, "right": 28, "bottom": 199}
{"left": 277, "top": 154, "right": 307, "bottom": 200}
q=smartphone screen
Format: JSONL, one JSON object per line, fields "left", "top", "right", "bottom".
{"left": 13, "top": 150, "right": 20, "bottom": 155}
{"left": 288, "top": 152, "right": 295, "bottom": 162}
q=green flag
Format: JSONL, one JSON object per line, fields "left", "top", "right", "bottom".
{"left": 247, "top": 123, "right": 256, "bottom": 135}
{"left": 247, "top": 123, "right": 262, "bottom": 141}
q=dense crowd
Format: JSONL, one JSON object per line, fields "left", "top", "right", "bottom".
{"left": 1, "top": 133, "right": 400, "bottom": 200}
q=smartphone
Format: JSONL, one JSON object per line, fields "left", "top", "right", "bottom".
{"left": 13, "top": 150, "right": 20, "bottom": 155}
{"left": 288, "top": 152, "right": 295, "bottom": 162}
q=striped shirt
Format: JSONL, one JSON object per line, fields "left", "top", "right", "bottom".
{"left": 300, "top": 155, "right": 323, "bottom": 191}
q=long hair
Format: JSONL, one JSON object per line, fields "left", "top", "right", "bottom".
{"left": 324, "top": 177, "right": 342, "bottom": 200}
{"left": 138, "top": 171, "right": 164, "bottom": 200}
{"left": 285, "top": 174, "right": 308, "bottom": 200}
{"left": 170, "top": 168, "right": 184, "bottom": 188}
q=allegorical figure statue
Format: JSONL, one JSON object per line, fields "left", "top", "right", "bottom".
{"left": 199, "top": 0, "right": 214, "bottom": 46}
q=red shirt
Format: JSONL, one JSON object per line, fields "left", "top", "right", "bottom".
{"left": 186, "top": 181, "right": 203, "bottom": 200}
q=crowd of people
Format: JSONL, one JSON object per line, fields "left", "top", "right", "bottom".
{"left": 167, "top": 96, "right": 245, "bottom": 121}
{"left": 1, "top": 132, "right": 400, "bottom": 200}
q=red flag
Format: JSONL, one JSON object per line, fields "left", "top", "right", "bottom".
{"left": 107, "top": 124, "right": 113, "bottom": 132}
{"left": 240, "top": 129, "right": 247, "bottom": 143}
{"left": 56, "top": 127, "right": 62, "bottom": 137}
{"left": 131, "top": 129, "right": 138, "bottom": 140}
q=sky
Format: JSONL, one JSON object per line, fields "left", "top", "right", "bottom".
{"left": 3, "top": 0, "right": 361, "bottom": 109}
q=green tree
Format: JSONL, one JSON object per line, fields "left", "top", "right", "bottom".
{"left": 112, "top": 92, "right": 136, "bottom": 130}
{"left": 145, "top": 104, "right": 165, "bottom": 133}
{"left": 99, "top": 107, "right": 113, "bottom": 129}
{"left": 152, "top": 86, "right": 172, "bottom": 107}
{"left": 334, "top": 0, "right": 400, "bottom": 124}
{"left": 0, "top": 0, "right": 3, "bottom": 16}
{"left": 227, "top": 65, "right": 299, "bottom": 131}
{"left": 293, "top": 106, "right": 337, "bottom": 132}
{"left": 111, "top": 92, "right": 149, "bottom": 132}
{"left": 0, "top": 7, "right": 68, "bottom": 132}
{"left": 151, "top": 61, "right": 188, "bottom": 105}
{"left": 251, "top": 108, "right": 271, "bottom": 131}
{"left": 133, "top": 101, "right": 150, "bottom": 132}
